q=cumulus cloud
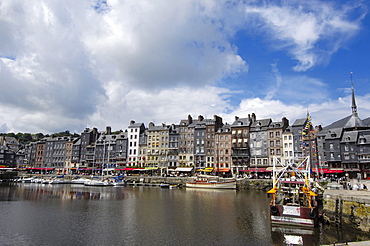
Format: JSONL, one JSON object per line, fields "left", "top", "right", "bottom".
{"left": 228, "top": 92, "right": 370, "bottom": 127}
{"left": 90, "top": 84, "right": 235, "bottom": 130}
{"left": 244, "top": 1, "right": 365, "bottom": 71}
{"left": 0, "top": 0, "right": 368, "bottom": 133}
{"left": 82, "top": 0, "right": 248, "bottom": 89}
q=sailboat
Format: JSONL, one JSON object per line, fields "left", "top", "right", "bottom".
{"left": 84, "top": 138, "right": 113, "bottom": 186}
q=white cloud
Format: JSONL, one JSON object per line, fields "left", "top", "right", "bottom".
{"left": 83, "top": 0, "right": 247, "bottom": 89}
{"left": 244, "top": 1, "right": 365, "bottom": 71}
{"left": 89, "top": 84, "right": 235, "bottom": 130}
{"left": 0, "top": 0, "right": 368, "bottom": 134}
{"left": 228, "top": 93, "right": 370, "bottom": 127}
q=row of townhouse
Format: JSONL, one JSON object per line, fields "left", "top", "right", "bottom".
{"left": 0, "top": 136, "right": 21, "bottom": 167}
{"left": 6, "top": 86, "right": 370, "bottom": 179}
{"left": 16, "top": 114, "right": 311, "bottom": 176}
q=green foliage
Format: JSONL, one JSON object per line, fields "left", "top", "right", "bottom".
{"left": 1, "top": 131, "right": 80, "bottom": 145}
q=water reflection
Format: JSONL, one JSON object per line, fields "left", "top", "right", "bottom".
{"left": 0, "top": 183, "right": 139, "bottom": 201}
{"left": 0, "top": 183, "right": 369, "bottom": 246}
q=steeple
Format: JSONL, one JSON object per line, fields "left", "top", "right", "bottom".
{"left": 344, "top": 72, "right": 365, "bottom": 129}
{"left": 350, "top": 72, "right": 358, "bottom": 117}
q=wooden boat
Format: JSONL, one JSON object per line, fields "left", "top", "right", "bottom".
{"left": 186, "top": 176, "right": 236, "bottom": 189}
{"left": 267, "top": 156, "right": 321, "bottom": 227}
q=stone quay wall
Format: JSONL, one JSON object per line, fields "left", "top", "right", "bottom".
{"left": 323, "top": 189, "right": 370, "bottom": 232}
{"left": 124, "top": 176, "right": 273, "bottom": 190}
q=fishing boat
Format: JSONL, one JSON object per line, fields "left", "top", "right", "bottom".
{"left": 186, "top": 176, "right": 236, "bottom": 189}
{"left": 267, "top": 156, "right": 322, "bottom": 227}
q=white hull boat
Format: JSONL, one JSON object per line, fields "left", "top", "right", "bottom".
{"left": 186, "top": 179, "right": 236, "bottom": 189}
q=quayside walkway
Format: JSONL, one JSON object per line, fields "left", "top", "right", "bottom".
{"left": 322, "top": 240, "right": 370, "bottom": 245}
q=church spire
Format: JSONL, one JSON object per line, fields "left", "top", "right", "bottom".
{"left": 350, "top": 72, "right": 358, "bottom": 117}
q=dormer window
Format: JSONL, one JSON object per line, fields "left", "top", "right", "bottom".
{"left": 359, "top": 137, "right": 366, "bottom": 144}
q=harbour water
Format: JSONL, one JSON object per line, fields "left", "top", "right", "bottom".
{"left": 0, "top": 183, "right": 369, "bottom": 246}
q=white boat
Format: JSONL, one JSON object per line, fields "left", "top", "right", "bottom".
{"left": 49, "top": 178, "right": 69, "bottom": 184}
{"left": 21, "top": 176, "right": 36, "bottom": 183}
{"left": 84, "top": 179, "right": 113, "bottom": 186}
{"left": 113, "top": 180, "right": 126, "bottom": 186}
{"left": 186, "top": 177, "right": 236, "bottom": 189}
{"left": 160, "top": 183, "right": 170, "bottom": 188}
{"left": 70, "top": 178, "right": 90, "bottom": 184}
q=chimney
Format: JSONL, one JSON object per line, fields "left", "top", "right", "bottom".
{"left": 106, "top": 126, "right": 111, "bottom": 135}
{"left": 187, "top": 115, "right": 193, "bottom": 125}
{"left": 235, "top": 116, "right": 239, "bottom": 121}
{"left": 282, "top": 117, "right": 289, "bottom": 131}
{"left": 198, "top": 115, "right": 204, "bottom": 121}
{"left": 248, "top": 114, "right": 251, "bottom": 121}
{"left": 252, "top": 113, "right": 256, "bottom": 122}
{"left": 130, "top": 120, "right": 135, "bottom": 125}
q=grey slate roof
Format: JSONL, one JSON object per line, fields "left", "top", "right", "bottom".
{"left": 231, "top": 117, "right": 251, "bottom": 127}
{"left": 324, "top": 128, "right": 343, "bottom": 140}
{"left": 292, "top": 118, "right": 306, "bottom": 127}
{"left": 341, "top": 131, "right": 358, "bottom": 143}
{"left": 283, "top": 126, "right": 293, "bottom": 133}
{"left": 324, "top": 115, "right": 367, "bottom": 130}
{"left": 250, "top": 118, "right": 272, "bottom": 128}
{"left": 128, "top": 123, "right": 144, "bottom": 128}
{"left": 362, "top": 117, "right": 370, "bottom": 126}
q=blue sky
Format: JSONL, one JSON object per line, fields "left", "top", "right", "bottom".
{"left": 0, "top": 0, "right": 370, "bottom": 133}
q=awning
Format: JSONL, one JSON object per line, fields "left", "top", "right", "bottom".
{"left": 145, "top": 167, "right": 159, "bottom": 170}
{"left": 266, "top": 167, "right": 283, "bottom": 171}
{"left": 241, "top": 168, "right": 272, "bottom": 173}
{"left": 214, "top": 168, "right": 231, "bottom": 172}
{"left": 27, "top": 167, "right": 54, "bottom": 171}
{"left": 103, "top": 168, "right": 115, "bottom": 171}
{"left": 121, "top": 168, "right": 145, "bottom": 171}
{"left": 203, "top": 167, "right": 214, "bottom": 172}
{"left": 320, "top": 168, "right": 344, "bottom": 174}
{"left": 175, "top": 167, "right": 193, "bottom": 172}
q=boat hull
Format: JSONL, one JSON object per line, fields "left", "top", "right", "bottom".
{"left": 270, "top": 205, "right": 319, "bottom": 227}
{"left": 84, "top": 180, "right": 113, "bottom": 186}
{"left": 185, "top": 180, "right": 236, "bottom": 189}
